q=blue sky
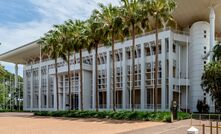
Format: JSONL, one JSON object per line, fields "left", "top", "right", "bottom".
{"left": 0, "top": 0, "right": 119, "bottom": 76}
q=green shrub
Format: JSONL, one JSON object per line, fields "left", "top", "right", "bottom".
{"left": 177, "top": 112, "right": 191, "bottom": 120}
{"left": 34, "top": 110, "right": 190, "bottom": 122}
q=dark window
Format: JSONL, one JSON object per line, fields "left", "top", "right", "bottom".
{"left": 204, "top": 30, "right": 206, "bottom": 34}
{"left": 165, "top": 38, "right": 169, "bottom": 52}
{"left": 204, "top": 51, "right": 206, "bottom": 54}
{"left": 173, "top": 44, "right": 176, "bottom": 53}
{"left": 204, "top": 61, "right": 207, "bottom": 64}
{"left": 204, "top": 35, "right": 206, "bottom": 38}
{"left": 204, "top": 46, "right": 206, "bottom": 49}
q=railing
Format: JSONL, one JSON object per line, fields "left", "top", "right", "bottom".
{"left": 191, "top": 113, "right": 221, "bottom": 134}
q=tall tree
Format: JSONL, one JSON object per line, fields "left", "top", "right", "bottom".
{"left": 96, "top": 3, "right": 124, "bottom": 111}
{"left": 148, "top": 0, "right": 176, "bottom": 111}
{"left": 201, "top": 62, "right": 221, "bottom": 112}
{"left": 73, "top": 20, "right": 90, "bottom": 111}
{"left": 212, "top": 43, "right": 221, "bottom": 61}
{"left": 55, "top": 21, "right": 76, "bottom": 110}
{"left": 120, "top": 0, "right": 142, "bottom": 111}
{"left": 86, "top": 12, "right": 109, "bottom": 111}
{"left": 38, "top": 30, "right": 65, "bottom": 110}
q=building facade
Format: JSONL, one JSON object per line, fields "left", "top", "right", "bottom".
{"left": 21, "top": 21, "right": 212, "bottom": 112}
{"left": 0, "top": 0, "right": 221, "bottom": 112}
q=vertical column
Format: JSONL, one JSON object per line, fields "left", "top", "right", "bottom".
{"left": 168, "top": 33, "right": 174, "bottom": 110}
{"left": 46, "top": 65, "right": 49, "bottom": 110}
{"left": 106, "top": 51, "right": 111, "bottom": 110}
{"left": 14, "top": 64, "right": 18, "bottom": 109}
{"left": 141, "top": 44, "right": 146, "bottom": 110}
{"left": 92, "top": 52, "right": 96, "bottom": 109}
{"left": 63, "top": 75, "right": 66, "bottom": 110}
{"left": 23, "top": 69, "right": 27, "bottom": 110}
{"left": 78, "top": 72, "right": 81, "bottom": 110}
{"left": 53, "top": 76, "right": 57, "bottom": 110}
{"left": 122, "top": 47, "right": 127, "bottom": 109}
{"left": 30, "top": 65, "right": 33, "bottom": 111}
{"left": 15, "top": 64, "right": 18, "bottom": 88}
{"left": 178, "top": 44, "right": 181, "bottom": 110}
{"left": 186, "top": 37, "right": 189, "bottom": 112}
{"left": 38, "top": 67, "right": 41, "bottom": 111}
{"left": 161, "top": 38, "right": 166, "bottom": 110}
{"left": 210, "top": 7, "right": 215, "bottom": 61}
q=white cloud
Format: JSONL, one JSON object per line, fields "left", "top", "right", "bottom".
{"left": 0, "top": 0, "right": 120, "bottom": 75}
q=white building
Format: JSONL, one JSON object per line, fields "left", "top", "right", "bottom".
{"left": 0, "top": 0, "right": 221, "bottom": 112}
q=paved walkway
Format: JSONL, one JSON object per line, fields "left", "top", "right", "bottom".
{"left": 121, "top": 119, "right": 221, "bottom": 134}
{"left": 1, "top": 112, "right": 220, "bottom": 134}
{"left": 0, "top": 112, "right": 164, "bottom": 134}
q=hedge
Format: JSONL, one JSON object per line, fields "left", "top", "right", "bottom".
{"left": 34, "top": 110, "right": 191, "bottom": 122}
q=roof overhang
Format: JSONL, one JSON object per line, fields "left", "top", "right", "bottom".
{"left": 0, "top": 41, "right": 40, "bottom": 64}
{"left": 174, "top": 0, "right": 221, "bottom": 33}
{"left": 0, "top": 0, "right": 221, "bottom": 64}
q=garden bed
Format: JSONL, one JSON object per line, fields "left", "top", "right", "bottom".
{"left": 34, "top": 110, "right": 191, "bottom": 122}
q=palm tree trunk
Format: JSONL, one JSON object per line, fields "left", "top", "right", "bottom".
{"left": 132, "top": 24, "right": 135, "bottom": 111}
{"left": 95, "top": 45, "right": 99, "bottom": 112}
{"left": 67, "top": 51, "right": 72, "bottom": 110}
{"left": 80, "top": 50, "right": 83, "bottom": 111}
{"left": 112, "top": 33, "right": 116, "bottom": 111}
{"left": 55, "top": 58, "right": 59, "bottom": 110}
{"left": 154, "top": 15, "right": 159, "bottom": 112}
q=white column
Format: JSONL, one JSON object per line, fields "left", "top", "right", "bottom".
{"left": 23, "top": 69, "right": 27, "bottom": 110}
{"left": 141, "top": 44, "right": 146, "bottom": 110}
{"left": 168, "top": 33, "right": 174, "bottom": 110}
{"left": 106, "top": 51, "right": 111, "bottom": 110}
{"left": 63, "top": 75, "right": 66, "bottom": 110}
{"left": 38, "top": 47, "right": 42, "bottom": 111}
{"left": 14, "top": 64, "right": 18, "bottom": 109}
{"left": 15, "top": 64, "right": 18, "bottom": 89}
{"left": 92, "top": 52, "right": 96, "bottom": 109}
{"left": 210, "top": 7, "right": 215, "bottom": 61}
{"left": 53, "top": 76, "right": 57, "bottom": 110}
{"left": 122, "top": 47, "right": 127, "bottom": 109}
{"left": 78, "top": 72, "right": 81, "bottom": 110}
{"left": 161, "top": 39, "right": 166, "bottom": 110}
{"left": 30, "top": 65, "right": 33, "bottom": 111}
{"left": 186, "top": 37, "right": 189, "bottom": 112}
{"left": 46, "top": 65, "right": 49, "bottom": 110}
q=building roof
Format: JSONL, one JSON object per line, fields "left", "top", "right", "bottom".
{"left": 174, "top": 0, "right": 221, "bottom": 32}
{"left": 0, "top": 41, "right": 40, "bottom": 64}
{"left": 0, "top": 0, "right": 221, "bottom": 64}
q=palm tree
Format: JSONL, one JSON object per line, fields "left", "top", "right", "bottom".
{"left": 55, "top": 20, "right": 76, "bottom": 110}
{"left": 38, "top": 30, "right": 64, "bottom": 110}
{"left": 96, "top": 3, "right": 124, "bottom": 111}
{"left": 73, "top": 20, "right": 90, "bottom": 111}
{"left": 213, "top": 43, "right": 221, "bottom": 61}
{"left": 120, "top": 0, "right": 142, "bottom": 111}
{"left": 148, "top": 0, "right": 176, "bottom": 111}
{"left": 86, "top": 12, "right": 109, "bottom": 111}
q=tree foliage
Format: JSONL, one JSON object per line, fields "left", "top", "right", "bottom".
{"left": 201, "top": 61, "right": 221, "bottom": 112}
{"left": 0, "top": 65, "right": 23, "bottom": 110}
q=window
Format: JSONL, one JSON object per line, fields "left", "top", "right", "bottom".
{"left": 204, "top": 46, "right": 207, "bottom": 49}
{"left": 204, "top": 35, "right": 206, "bottom": 38}
{"left": 44, "top": 95, "right": 47, "bottom": 106}
{"left": 173, "top": 43, "right": 176, "bottom": 53}
{"left": 165, "top": 38, "right": 169, "bottom": 52}
{"left": 173, "top": 66, "right": 176, "bottom": 78}
{"left": 204, "top": 30, "right": 206, "bottom": 34}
